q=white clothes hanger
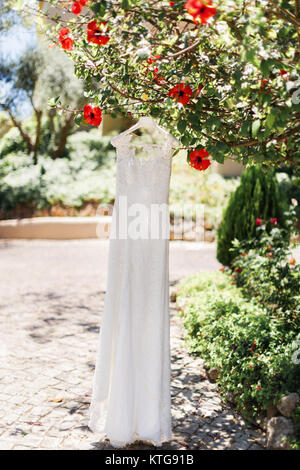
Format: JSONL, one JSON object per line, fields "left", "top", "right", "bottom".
{"left": 111, "top": 116, "right": 179, "bottom": 148}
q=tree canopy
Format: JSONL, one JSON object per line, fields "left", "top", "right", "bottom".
{"left": 11, "top": 0, "right": 300, "bottom": 167}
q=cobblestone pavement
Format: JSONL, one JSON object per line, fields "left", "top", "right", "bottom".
{"left": 0, "top": 240, "right": 266, "bottom": 450}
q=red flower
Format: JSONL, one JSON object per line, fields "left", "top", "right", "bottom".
{"left": 289, "top": 258, "right": 296, "bottom": 266}
{"left": 249, "top": 365, "right": 252, "bottom": 369}
{"left": 147, "top": 55, "right": 161, "bottom": 65}
{"left": 61, "top": 37, "right": 73, "bottom": 51}
{"left": 59, "top": 28, "right": 70, "bottom": 40}
{"left": 169, "top": 83, "right": 193, "bottom": 105}
{"left": 83, "top": 104, "right": 102, "bottom": 127}
{"left": 261, "top": 79, "right": 269, "bottom": 89}
{"left": 270, "top": 217, "right": 278, "bottom": 226}
{"left": 72, "top": 1, "right": 82, "bottom": 14}
{"left": 170, "top": 1, "right": 175, "bottom": 6}
{"left": 152, "top": 67, "right": 164, "bottom": 83}
{"left": 255, "top": 218, "right": 262, "bottom": 226}
{"left": 189, "top": 149, "right": 211, "bottom": 171}
{"left": 257, "top": 386, "right": 261, "bottom": 391}
{"left": 280, "top": 69, "right": 288, "bottom": 79}
{"left": 251, "top": 341, "right": 256, "bottom": 352}
{"left": 58, "top": 27, "right": 73, "bottom": 51}
{"left": 87, "top": 21, "right": 110, "bottom": 45}
{"left": 184, "top": 0, "right": 217, "bottom": 24}
{"left": 219, "top": 266, "right": 225, "bottom": 271}
{"left": 79, "top": 0, "right": 88, "bottom": 4}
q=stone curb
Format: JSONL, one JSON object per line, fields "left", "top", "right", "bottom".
{"left": 0, "top": 216, "right": 111, "bottom": 239}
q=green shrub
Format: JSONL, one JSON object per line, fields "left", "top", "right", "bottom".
{"left": 0, "top": 130, "right": 116, "bottom": 214}
{"left": 217, "top": 166, "right": 288, "bottom": 266}
{"left": 177, "top": 271, "right": 300, "bottom": 418}
{"left": 231, "top": 218, "right": 300, "bottom": 331}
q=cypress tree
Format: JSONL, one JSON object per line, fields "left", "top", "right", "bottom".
{"left": 217, "top": 166, "right": 287, "bottom": 266}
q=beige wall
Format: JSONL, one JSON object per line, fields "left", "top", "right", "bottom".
{"left": 212, "top": 159, "right": 244, "bottom": 177}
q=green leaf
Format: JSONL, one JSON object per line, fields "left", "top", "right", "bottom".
{"left": 252, "top": 119, "right": 261, "bottom": 138}
{"left": 181, "top": 134, "right": 190, "bottom": 146}
{"left": 240, "top": 121, "right": 251, "bottom": 137}
{"left": 122, "top": 0, "right": 131, "bottom": 9}
{"left": 74, "top": 115, "right": 83, "bottom": 126}
{"left": 265, "top": 113, "right": 276, "bottom": 130}
{"left": 177, "top": 120, "right": 187, "bottom": 133}
{"left": 244, "top": 49, "right": 260, "bottom": 68}
{"left": 214, "top": 153, "right": 225, "bottom": 164}
{"left": 91, "top": 1, "right": 106, "bottom": 15}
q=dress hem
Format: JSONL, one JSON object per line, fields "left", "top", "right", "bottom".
{"left": 88, "top": 420, "right": 172, "bottom": 448}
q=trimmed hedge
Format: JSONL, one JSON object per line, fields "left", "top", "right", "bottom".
{"left": 177, "top": 270, "right": 300, "bottom": 419}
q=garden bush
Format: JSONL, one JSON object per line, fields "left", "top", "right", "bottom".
{"left": 217, "top": 166, "right": 288, "bottom": 266}
{"left": 231, "top": 216, "right": 300, "bottom": 331}
{"left": 0, "top": 130, "right": 116, "bottom": 215}
{"left": 177, "top": 271, "right": 300, "bottom": 419}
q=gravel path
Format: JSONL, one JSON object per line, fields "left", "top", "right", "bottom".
{"left": 0, "top": 240, "right": 265, "bottom": 450}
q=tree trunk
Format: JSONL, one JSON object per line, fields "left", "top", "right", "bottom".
{"left": 33, "top": 109, "right": 42, "bottom": 165}
{"left": 7, "top": 110, "right": 34, "bottom": 155}
{"left": 51, "top": 113, "right": 73, "bottom": 159}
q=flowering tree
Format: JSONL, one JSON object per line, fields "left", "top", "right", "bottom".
{"left": 11, "top": 0, "right": 300, "bottom": 168}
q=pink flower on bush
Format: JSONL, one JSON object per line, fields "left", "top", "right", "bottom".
{"left": 256, "top": 218, "right": 262, "bottom": 226}
{"left": 270, "top": 217, "right": 278, "bottom": 226}
{"left": 257, "top": 386, "right": 261, "bottom": 391}
{"left": 219, "top": 266, "right": 225, "bottom": 271}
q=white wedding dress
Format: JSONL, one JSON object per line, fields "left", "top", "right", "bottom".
{"left": 88, "top": 117, "right": 179, "bottom": 448}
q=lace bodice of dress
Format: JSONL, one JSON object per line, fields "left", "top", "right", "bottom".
{"left": 111, "top": 131, "right": 178, "bottom": 204}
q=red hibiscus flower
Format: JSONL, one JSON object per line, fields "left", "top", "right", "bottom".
{"left": 255, "top": 218, "right": 262, "bottom": 226}
{"left": 72, "top": 1, "right": 82, "bottom": 14}
{"left": 270, "top": 217, "right": 278, "bottom": 226}
{"left": 169, "top": 83, "right": 193, "bottom": 105}
{"left": 61, "top": 37, "right": 73, "bottom": 51}
{"left": 184, "top": 0, "right": 217, "bottom": 24}
{"left": 189, "top": 149, "right": 211, "bottom": 171}
{"left": 87, "top": 21, "right": 110, "bottom": 45}
{"left": 58, "top": 29, "right": 73, "bottom": 51}
{"left": 170, "top": 1, "right": 175, "bottom": 6}
{"left": 59, "top": 28, "right": 70, "bottom": 40}
{"left": 83, "top": 104, "right": 102, "bottom": 127}
{"left": 147, "top": 55, "right": 161, "bottom": 65}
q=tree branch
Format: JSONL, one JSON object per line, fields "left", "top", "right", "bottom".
{"left": 225, "top": 122, "right": 300, "bottom": 148}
